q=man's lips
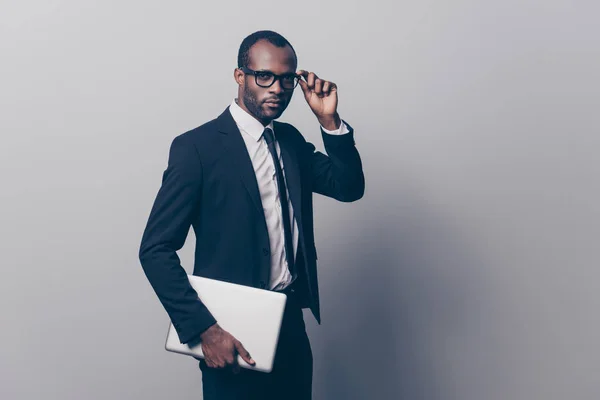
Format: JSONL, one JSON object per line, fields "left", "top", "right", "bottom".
{"left": 265, "top": 102, "right": 283, "bottom": 108}
{"left": 264, "top": 100, "right": 283, "bottom": 106}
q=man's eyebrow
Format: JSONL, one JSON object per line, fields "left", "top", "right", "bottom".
{"left": 256, "top": 69, "right": 296, "bottom": 75}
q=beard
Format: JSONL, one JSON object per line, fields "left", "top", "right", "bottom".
{"left": 242, "top": 88, "right": 285, "bottom": 124}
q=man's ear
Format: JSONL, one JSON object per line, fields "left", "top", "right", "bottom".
{"left": 234, "top": 68, "right": 244, "bottom": 86}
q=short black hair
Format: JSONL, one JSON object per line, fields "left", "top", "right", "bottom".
{"left": 237, "top": 30, "right": 297, "bottom": 69}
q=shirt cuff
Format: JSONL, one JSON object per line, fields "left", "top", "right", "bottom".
{"left": 321, "top": 118, "right": 350, "bottom": 135}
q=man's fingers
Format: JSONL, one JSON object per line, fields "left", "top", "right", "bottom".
{"left": 234, "top": 340, "right": 256, "bottom": 365}
{"left": 297, "top": 77, "right": 309, "bottom": 94}
{"left": 206, "top": 354, "right": 225, "bottom": 369}
{"left": 297, "top": 70, "right": 331, "bottom": 98}
{"left": 215, "top": 357, "right": 226, "bottom": 368}
{"left": 314, "top": 79, "right": 323, "bottom": 96}
{"left": 307, "top": 72, "right": 316, "bottom": 89}
{"left": 298, "top": 70, "right": 317, "bottom": 89}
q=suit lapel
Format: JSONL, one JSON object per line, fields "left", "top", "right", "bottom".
{"left": 215, "top": 107, "right": 304, "bottom": 237}
{"left": 216, "top": 107, "right": 264, "bottom": 215}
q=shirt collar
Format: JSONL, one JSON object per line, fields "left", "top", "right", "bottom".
{"left": 229, "top": 98, "right": 274, "bottom": 142}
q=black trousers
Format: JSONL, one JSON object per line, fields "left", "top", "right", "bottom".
{"left": 198, "top": 285, "right": 313, "bottom": 400}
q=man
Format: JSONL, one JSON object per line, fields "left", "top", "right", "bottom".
{"left": 138, "top": 30, "right": 365, "bottom": 400}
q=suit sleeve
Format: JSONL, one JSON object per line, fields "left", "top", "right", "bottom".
{"left": 138, "top": 135, "right": 217, "bottom": 344}
{"left": 306, "top": 119, "right": 365, "bottom": 202}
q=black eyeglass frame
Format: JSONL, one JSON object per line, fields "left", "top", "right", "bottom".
{"left": 239, "top": 66, "right": 300, "bottom": 90}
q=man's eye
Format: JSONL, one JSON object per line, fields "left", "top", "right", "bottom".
{"left": 256, "top": 73, "right": 272, "bottom": 79}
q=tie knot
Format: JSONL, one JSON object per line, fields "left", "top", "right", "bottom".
{"left": 262, "top": 127, "right": 275, "bottom": 145}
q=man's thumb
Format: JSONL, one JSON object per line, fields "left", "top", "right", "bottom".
{"left": 297, "top": 78, "right": 308, "bottom": 93}
{"left": 235, "top": 340, "right": 255, "bottom": 365}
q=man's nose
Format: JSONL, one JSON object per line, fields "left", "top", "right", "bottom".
{"left": 269, "top": 78, "right": 284, "bottom": 94}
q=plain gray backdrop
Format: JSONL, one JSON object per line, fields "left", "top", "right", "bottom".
{"left": 1, "top": 1, "right": 599, "bottom": 399}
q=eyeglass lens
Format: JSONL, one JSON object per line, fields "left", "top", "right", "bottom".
{"left": 255, "top": 72, "right": 298, "bottom": 89}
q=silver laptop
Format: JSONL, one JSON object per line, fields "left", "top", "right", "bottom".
{"left": 165, "top": 274, "right": 287, "bottom": 373}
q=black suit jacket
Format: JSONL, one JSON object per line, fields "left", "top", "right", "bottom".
{"left": 139, "top": 106, "right": 364, "bottom": 344}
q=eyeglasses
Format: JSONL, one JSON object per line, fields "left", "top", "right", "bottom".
{"left": 239, "top": 66, "right": 300, "bottom": 90}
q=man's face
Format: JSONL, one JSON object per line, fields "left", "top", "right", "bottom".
{"left": 237, "top": 40, "right": 297, "bottom": 125}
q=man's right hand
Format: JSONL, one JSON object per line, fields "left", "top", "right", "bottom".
{"left": 200, "top": 323, "right": 255, "bottom": 373}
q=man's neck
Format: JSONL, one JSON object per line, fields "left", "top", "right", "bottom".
{"left": 235, "top": 98, "right": 271, "bottom": 127}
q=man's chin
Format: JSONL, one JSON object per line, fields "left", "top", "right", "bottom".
{"left": 262, "top": 106, "right": 284, "bottom": 119}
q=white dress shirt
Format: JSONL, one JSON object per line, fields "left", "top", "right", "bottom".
{"left": 228, "top": 98, "right": 350, "bottom": 290}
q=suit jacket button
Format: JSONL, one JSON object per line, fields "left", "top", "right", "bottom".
{"left": 262, "top": 248, "right": 269, "bottom": 256}
{"left": 260, "top": 281, "right": 266, "bottom": 288}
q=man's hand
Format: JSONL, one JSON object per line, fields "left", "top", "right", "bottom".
{"left": 297, "top": 70, "right": 341, "bottom": 131}
{"left": 199, "top": 323, "right": 255, "bottom": 374}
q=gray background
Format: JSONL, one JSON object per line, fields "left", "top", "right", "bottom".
{"left": 1, "top": 1, "right": 599, "bottom": 399}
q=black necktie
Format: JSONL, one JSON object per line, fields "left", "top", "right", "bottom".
{"left": 262, "top": 127, "right": 296, "bottom": 280}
